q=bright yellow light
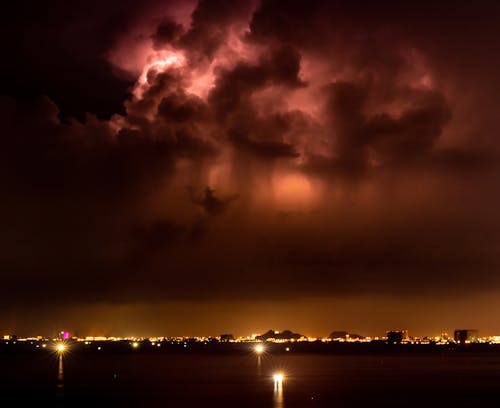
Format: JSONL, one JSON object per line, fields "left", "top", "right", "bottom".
{"left": 132, "top": 342, "right": 139, "bottom": 348}
{"left": 254, "top": 344, "right": 264, "bottom": 354}
{"left": 56, "top": 344, "right": 65, "bottom": 353}
{"left": 273, "top": 373, "right": 284, "bottom": 383}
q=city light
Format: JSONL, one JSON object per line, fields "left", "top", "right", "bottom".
{"left": 273, "top": 373, "right": 284, "bottom": 383}
{"left": 2, "top": 329, "right": 500, "bottom": 352}
{"left": 254, "top": 344, "right": 265, "bottom": 354}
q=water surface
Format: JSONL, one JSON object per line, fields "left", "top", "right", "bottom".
{"left": 2, "top": 352, "right": 500, "bottom": 406}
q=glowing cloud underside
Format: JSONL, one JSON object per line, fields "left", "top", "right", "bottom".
{"left": 108, "top": 2, "right": 445, "bottom": 214}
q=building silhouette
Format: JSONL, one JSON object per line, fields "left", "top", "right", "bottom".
{"left": 386, "top": 330, "right": 409, "bottom": 344}
{"left": 454, "top": 329, "right": 478, "bottom": 344}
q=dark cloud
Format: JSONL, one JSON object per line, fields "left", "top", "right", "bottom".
{"left": 313, "top": 81, "right": 453, "bottom": 178}
{"left": 178, "top": 0, "right": 254, "bottom": 61}
{"left": 0, "top": 0, "right": 165, "bottom": 120}
{"left": 229, "top": 128, "right": 299, "bottom": 160}
{"left": 208, "top": 44, "right": 303, "bottom": 120}
{"left": 191, "top": 186, "right": 238, "bottom": 216}
{"left": 157, "top": 91, "right": 208, "bottom": 123}
{"left": 152, "top": 17, "right": 185, "bottom": 49}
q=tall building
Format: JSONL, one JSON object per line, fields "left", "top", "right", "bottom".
{"left": 219, "top": 334, "right": 234, "bottom": 342}
{"left": 386, "top": 330, "right": 409, "bottom": 344}
{"left": 454, "top": 329, "right": 478, "bottom": 344}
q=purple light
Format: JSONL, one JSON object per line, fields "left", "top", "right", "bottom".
{"left": 61, "top": 331, "right": 70, "bottom": 340}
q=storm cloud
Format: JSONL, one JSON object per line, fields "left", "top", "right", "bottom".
{"left": 0, "top": 0, "right": 499, "bottom": 336}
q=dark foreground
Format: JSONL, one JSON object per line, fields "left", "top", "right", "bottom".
{"left": 2, "top": 349, "right": 500, "bottom": 407}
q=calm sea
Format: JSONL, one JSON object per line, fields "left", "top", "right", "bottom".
{"left": 2, "top": 352, "right": 500, "bottom": 406}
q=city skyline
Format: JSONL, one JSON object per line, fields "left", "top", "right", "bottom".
{"left": 0, "top": 327, "right": 494, "bottom": 343}
{"left": 2, "top": 305, "right": 500, "bottom": 339}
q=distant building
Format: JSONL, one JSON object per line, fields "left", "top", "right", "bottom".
{"left": 219, "top": 334, "right": 234, "bottom": 342}
{"left": 329, "top": 331, "right": 365, "bottom": 341}
{"left": 256, "top": 329, "right": 303, "bottom": 341}
{"left": 386, "top": 330, "right": 409, "bottom": 344}
{"left": 454, "top": 329, "right": 478, "bottom": 344}
{"left": 329, "top": 331, "right": 349, "bottom": 340}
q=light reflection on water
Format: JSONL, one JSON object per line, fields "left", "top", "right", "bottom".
{"left": 273, "top": 374, "right": 284, "bottom": 408}
{"left": 57, "top": 354, "right": 64, "bottom": 388}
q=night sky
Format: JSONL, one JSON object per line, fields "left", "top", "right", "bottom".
{"left": 1, "top": 0, "right": 500, "bottom": 338}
